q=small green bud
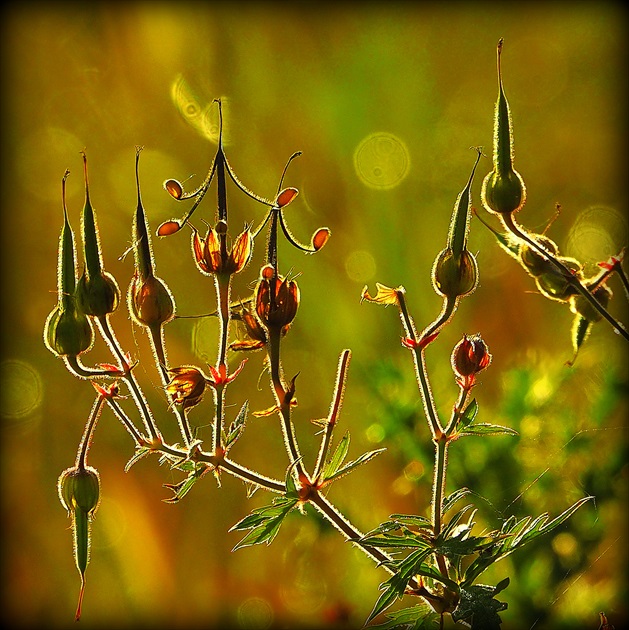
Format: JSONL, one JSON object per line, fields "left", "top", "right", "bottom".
{"left": 481, "top": 39, "right": 527, "bottom": 216}
{"left": 518, "top": 234, "right": 559, "bottom": 277}
{"left": 432, "top": 249, "right": 478, "bottom": 299}
{"left": 569, "top": 283, "right": 613, "bottom": 323}
{"left": 535, "top": 256, "right": 583, "bottom": 302}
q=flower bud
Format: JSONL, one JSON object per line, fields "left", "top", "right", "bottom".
{"left": 535, "top": 256, "right": 583, "bottom": 302}
{"left": 128, "top": 273, "right": 175, "bottom": 328}
{"left": 255, "top": 266, "right": 300, "bottom": 331}
{"left": 451, "top": 334, "right": 492, "bottom": 386}
{"left": 432, "top": 249, "right": 478, "bottom": 299}
{"left": 166, "top": 366, "right": 208, "bottom": 410}
{"left": 58, "top": 465, "right": 101, "bottom": 516}
{"left": 518, "top": 234, "right": 559, "bottom": 277}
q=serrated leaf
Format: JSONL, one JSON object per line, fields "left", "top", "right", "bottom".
{"left": 230, "top": 496, "right": 298, "bottom": 551}
{"left": 323, "top": 447, "right": 386, "bottom": 484}
{"left": 285, "top": 458, "right": 302, "bottom": 500}
{"left": 458, "top": 423, "right": 518, "bottom": 437}
{"left": 442, "top": 488, "right": 471, "bottom": 514}
{"left": 389, "top": 514, "right": 433, "bottom": 529}
{"left": 124, "top": 446, "right": 152, "bottom": 472}
{"left": 322, "top": 431, "right": 350, "bottom": 481}
{"left": 224, "top": 400, "right": 249, "bottom": 450}
{"left": 452, "top": 582, "right": 509, "bottom": 630}
{"left": 360, "top": 531, "right": 432, "bottom": 550}
{"left": 366, "top": 548, "right": 433, "bottom": 624}
{"left": 460, "top": 399, "right": 478, "bottom": 428}
{"left": 371, "top": 604, "right": 439, "bottom": 630}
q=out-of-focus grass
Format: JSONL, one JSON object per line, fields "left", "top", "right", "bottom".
{"left": 2, "top": 3, "right": 627, "bottom": 629}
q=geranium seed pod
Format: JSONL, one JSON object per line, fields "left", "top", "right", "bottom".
{"left": 58, "top": 465, "right": 101, "bottom": 515}
{"left": 535, "top": 256, "right": 583, "bottom": 302}
{"left": 432, "top": 249, "right": 478, "bottom": 299}
{"left": 569, "top": 283, "right": 613, "bottom": 323}
{"left": 481, "top": 39, "right": 527, "bottom": 216}
{"left": 518, "top": 233, "right": 559, "bottom": 277}
{"left": 451, "top": 334, "right": 492, "bottom": 382}
{"left": 128, "top": 273, "right": 175, "bottom": 328}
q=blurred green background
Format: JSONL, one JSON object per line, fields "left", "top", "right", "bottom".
{"left": 2, "top": 3, "right": 627, "bottom": 629}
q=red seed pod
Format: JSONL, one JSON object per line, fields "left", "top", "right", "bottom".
{"left": 157, "top": 220, "right": 183, "bottom": 237}
{"left": 164, "top": 179, "right": 184, "bottom": 200}
{"left": 451, "top": 334, "right": 492, "bottom": 386}
{"left": 276, "top": 187, "right": 299, "bottom": 208}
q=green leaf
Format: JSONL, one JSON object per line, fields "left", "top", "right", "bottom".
{"left": 323, "top": 447, "right": 386, "bottom": 484}
{"left": 284, "top": 458, "right": 302, "bottom": 500}
{"left": 366, "top": 548, "right": 433, "bottom": 624}
{"left": 370, "top": 603, "right": 439, "bottom": 629}
{"left": 223, "top": 400, "right": 249, "bottom": 450}
{"left": 229, "top": 496, "right": 298, "bottom": 551}
{"left": 322, "top": 431, "right": 350, "bottom": 481}
{"left": 388, "top": 514, "right": 433, "bottom": 529}
{"left": 460, "top": 399, "right": 478, "bottom": 428}
{"left": 162, "top": 465, "right": 208, "bottom": 504}
{"left": 458, "top": 423, "right": 518, "bottom": 437}
{"left": 124, "top": 446, "right": 152, "bottom": 472}
{"left": 442, "top": 488, "right": 471, "bottom": 514}
{"left": 452, "top": 581, "right": 509, "bottom": 630}
{"left": 360, "top": 531, "right": 432, "bottom": 550}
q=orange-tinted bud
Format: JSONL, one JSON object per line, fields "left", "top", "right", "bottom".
{"left": 128, "top": 273, "right": 175, "bottom": 327}
{"left": 432, "top": 249, "right": 478, "bottom": 299}
{"left": 451, "top": 334, "right": 492, "bottom": 386}
{"left": 192, "top": 224, "right": 253, "bottom": 275}
{"left": 166, "top": 366, "right": 208, "bottom": 410}
{"left": 255, "top": 267, "right": 300, "bottom": 331}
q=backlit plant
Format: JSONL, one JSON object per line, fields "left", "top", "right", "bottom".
{"left": 46, "top": 40, "right": 626, "bottom": 628}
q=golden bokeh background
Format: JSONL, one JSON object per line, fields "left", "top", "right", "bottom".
{"left": 2, "top": 3, "right": 627, "bottom": 629}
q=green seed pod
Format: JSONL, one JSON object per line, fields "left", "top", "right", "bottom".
{"left": 518, "top": 234, "right": 559, "bottom": 277}
{"left": 58, "top": 465, "right": 101, "bottom": 515}
{"left": 535, "top": 256, "right": 583, "bottom": 302}
{"left": 44, "top": 304, "right": 94, "bottom": 358}
{"left": 76, "top": 153, "right": 121, "bottom": 317}
{"left": 481, "top": 39, "right": 527, "bottom": 216}
{"left": 432, "top": 249, "right": 478, "bottom": 299}
{"left": 569, "top": 283, "right": 613, "bottom": 323}
{"left": 44, "top": 171, "right": 95, "bottom": 358}
{"left": 77, "top": 270, "right": 120, "bottom": 318}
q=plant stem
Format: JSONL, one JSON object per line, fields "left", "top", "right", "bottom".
{"left": 502, "top": 213, "right": 629, "bottom": 340}
{"left": 213, "top": 273, "right": 232, "bottom": 453}
{"left": 75, "top": 394, "right": 105, "bottom": 470}
{"left": 96, "top": 315, "right": 162, "bottom": 442}
{"left": 313, "top": 350, "right": 351, "bottom": 481}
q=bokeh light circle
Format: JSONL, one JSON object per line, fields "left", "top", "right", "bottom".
{"left": 565, "top": 205, "right": 627, "bottom": 265}
{"left": 0, "top": 359, "right": 43, "bottom": 420}
{"left": 354, "top": 132, "right": 410, "bottom": 190}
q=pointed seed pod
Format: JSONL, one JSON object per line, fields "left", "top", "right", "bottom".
{"left": 518, "top": 234, "right": 559, "bottom": 277}
{"left": 75, "top": 152, "right": 121, "bottom": 317}
{"left": 535, "top": 256, "right": 583, "bottom": 302}
{"left": 44, "top": 171, "right": 94, "bottom": 358}
{"left": 128, "top": 149, "right": 176, "bottom": 327}
{"left": 58, "top": 465, "right": 101, "bottom": 621}
{"left": 481, "top": 39, "right": 527, "bottom": 216}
